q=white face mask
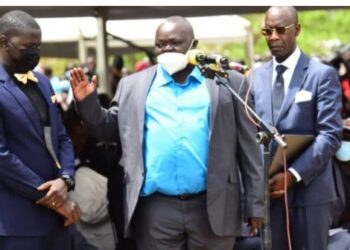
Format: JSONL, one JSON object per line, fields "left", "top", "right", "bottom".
{"left": 157, "top": 52, "right": 188, "bottom": 75}
{"left": 156, "top": 39, "right": 195, "bottom": 75}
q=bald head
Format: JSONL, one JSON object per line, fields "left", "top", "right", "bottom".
{"left": 263, "top": 6, "right": 300, "bottom": 62}
{"left": 0, "top": 10, "right": 40, "bottom": 37}
{"left": 157, "top": 16, "right": 194, "bottom": 40}
{"left": 266, "top": 6, "right": 298, "bottom": 25}
{"left": 154, "top": 16, "right": 198, "bottom": 82}
{"left": 154, "top": 16, "right": 197, "bottom": 56}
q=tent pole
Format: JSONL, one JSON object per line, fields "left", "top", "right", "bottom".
{"left": 95, "top": 9, "right": 110, "bottom": 96}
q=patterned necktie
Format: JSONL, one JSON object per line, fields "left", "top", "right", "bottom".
{"left": 14, "top": 71, "right": 38, "bottom": 84}
{"left": 272, "top": 65, "right": 287, "bottom": 123}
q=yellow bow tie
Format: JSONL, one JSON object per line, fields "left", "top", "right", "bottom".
{"left": 14, "top": 71, "right": 38, "bottom": 84}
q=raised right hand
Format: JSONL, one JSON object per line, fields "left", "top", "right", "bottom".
{"left": 70, "top": 67, "right": 98, "bottom": 102}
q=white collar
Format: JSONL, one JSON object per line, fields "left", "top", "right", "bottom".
{"left": 273, "top": 47, "right": 301, "bottom": 70}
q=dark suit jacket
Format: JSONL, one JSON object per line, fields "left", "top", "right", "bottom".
{"left": 0, "top": 66, "right": 75, "bottom": 236}
{"left": 77, "top": 65, "right": 264, "bottom": 237}
{"left": 252, "top": 52, "right": 343, "bottom": 206}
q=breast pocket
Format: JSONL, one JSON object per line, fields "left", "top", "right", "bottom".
{"left": 292, "top": 100, "right": 314, "bottom": 120}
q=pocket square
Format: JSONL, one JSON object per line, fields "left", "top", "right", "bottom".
{"left": 295, "top": 90, "right": 312, "bottom": 103}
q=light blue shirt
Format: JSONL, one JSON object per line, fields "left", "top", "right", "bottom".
{"left": 141, "top": 65, "right": 210, "bottom": 196}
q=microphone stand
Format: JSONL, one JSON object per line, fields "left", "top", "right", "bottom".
{"left": 199, "top": 66, "right": 287, "bottom": 250}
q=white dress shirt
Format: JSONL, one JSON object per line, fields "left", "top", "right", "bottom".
{"left": 272, "top": 47, "right": 302, "bottom": 182}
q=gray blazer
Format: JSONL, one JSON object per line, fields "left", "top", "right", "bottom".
{"left": 77, "top": 65, "right": 264, "bottom": 237}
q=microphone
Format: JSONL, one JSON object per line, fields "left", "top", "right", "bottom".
{"left": 187, "top": 49, "right": 221, "bottom": 65}
{"left": 187, "top": 49, "right": 249, "bottom": 72}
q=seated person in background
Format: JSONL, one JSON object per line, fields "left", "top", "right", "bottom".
{"left": 63, "top": 104, "right": 117, "bottom": 250}
{"left": 64, "top": 96, "right": 136, "bottom": 250}
{"left": 69, "top": 166, "right": 116, "bottom": 250}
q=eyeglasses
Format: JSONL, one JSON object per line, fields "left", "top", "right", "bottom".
{"left": 261, "top": 24, "right": 295, "bottom": 36}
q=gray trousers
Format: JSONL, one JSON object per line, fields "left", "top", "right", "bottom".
{"left": 132, "top": 193, "right": 235, "bottom": 250}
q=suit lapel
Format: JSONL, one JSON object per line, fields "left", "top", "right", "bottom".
{"left": 36, "top": 79, "right": 55, "bottom": 126}
{"left": 276, "top": 53, "right": 309, "bottom": 124}
{"left": 137, "top": 66, "right": 157, "bottom": 145}
{"left": 206, "top": 77, "right": 219, "bottom": 139}
{"left": 257, "top": 61, "right": 274, "bottom": 124}
{"left": 36, "top": 79, "right": 58, "bottom": 148}
{"left": 0, "top": 67, "right": 44, "bottom": 140}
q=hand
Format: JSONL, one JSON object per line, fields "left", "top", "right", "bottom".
{"left": 343, "top": 118, "right": 350, "bottom": 129}
{"left": 247, "top": 217, "right": 264, "bottom": 236}
{"left": 269, "top": 172, "right": 296, "bottom": 199}
{"left": 36, "top": 178, "right": 68, "bottom": 208}
{"left": 53, "top": 199, "right": 81, "bottom": 226}
{"left": 70, "top": 67, "right": 98, "bottom": 102}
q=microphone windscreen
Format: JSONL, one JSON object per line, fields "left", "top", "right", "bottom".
{"left": 187, "top": 49, "right": 204, "bottom": 65}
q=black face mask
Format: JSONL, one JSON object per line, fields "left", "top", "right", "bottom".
{"left": 7, "top": 42, "right": 41, "bottom": 73}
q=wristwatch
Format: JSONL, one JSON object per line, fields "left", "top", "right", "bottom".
{"left": 60, "top": 175, "right": 75, "bottom": 191}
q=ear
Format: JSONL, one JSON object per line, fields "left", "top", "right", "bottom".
{"left": 295, "top": 23, "right": 301, "bottom": 37}
{"left": 0, "top": 35, "right": 8, "bottom": 48}
{"left": 191, "top": 39, "right": 198, "bottom": 49}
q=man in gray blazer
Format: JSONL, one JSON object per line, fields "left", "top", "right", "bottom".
{"left": 251, "top": 6, "right": 342, "bottom": 250}
{"left": 70, "top": 16, "right": 264, "bottom": 250}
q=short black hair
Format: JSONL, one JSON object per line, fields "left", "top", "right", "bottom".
{"left": 0, "top": 10, "right": 40, "bottom": 37}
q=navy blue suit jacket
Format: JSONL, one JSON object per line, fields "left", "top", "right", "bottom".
{"left": 0, "top": 66, "right": 74, "bottom": 236}
{"left": 252, "top": 52, "right": 342, "bottom": 206}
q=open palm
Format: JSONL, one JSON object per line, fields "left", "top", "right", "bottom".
{"left": 70, "top": 67, "right": 98, "bottom": 102}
